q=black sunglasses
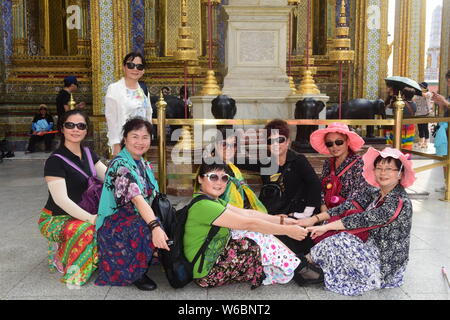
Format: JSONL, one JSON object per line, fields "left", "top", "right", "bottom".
{"left": 325, "top": 139, "right": 345, "bottom": 148}
{"left": 267, "top": 136, "right": 287, "bottom": 145}
{"left": 63, "top": 122, "right": 87, "bottom": 130}
{"left": 202, "top": 173, "right": 230, "bottom": 183}
{"left": 126, "top": 62, "right": 145, "bottom": 71}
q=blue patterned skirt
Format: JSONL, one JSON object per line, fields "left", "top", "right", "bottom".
{"left": 311, "top": 232, "right": 382, "bottom": 296}
{"left": 95, "top": 206, "right": 153, "bottom": 286}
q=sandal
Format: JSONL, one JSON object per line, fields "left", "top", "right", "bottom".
{"left": 293, "top": 255, "right": 324, "bottom": 286}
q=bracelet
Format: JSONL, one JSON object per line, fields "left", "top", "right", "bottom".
{"left": 314, "top": 215, "right": 320, "bottom": 223}
{"left": 147, "top": 219, "right": 161, "bottom": 231}
{"left": 280, "top": 216, "right": 285, "bottom": 225}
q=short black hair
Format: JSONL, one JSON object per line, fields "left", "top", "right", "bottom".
{"left": 198, "top": 159, "right": 231, "bottom": 177}
{"left": 374, "top": 156, "right": 403, "bottom": 172}
{"left": 401, "top": 87, "right": 416, "bottom": 101}
{"left": 120, "top": 117, "right": 153, "bottom": 149}
{"left": 122, "top": 52, "right": 146, "bottom": 67}
{"left": 265, "top": 119, "right": 290, "bottom": 139}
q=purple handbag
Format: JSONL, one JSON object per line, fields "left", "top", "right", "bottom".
{"left": 53, "top": 147, "right": 103, "bottom": 215}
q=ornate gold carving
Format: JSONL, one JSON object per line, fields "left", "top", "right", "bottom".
{"left": 90, "top": 0, "right": 102, "bottom": 116}
{"left": 165, "top": 0, "right": 202, "bottom": 57}
{"left": 113, "top": 0, "right": 131, "bottom": 80}
{"left": 329, "top": 0, "right": 354, "bottom": 64}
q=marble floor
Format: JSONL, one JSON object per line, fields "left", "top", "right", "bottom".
{"left": 0, "top": 155, "right": 449, "bottom": 300}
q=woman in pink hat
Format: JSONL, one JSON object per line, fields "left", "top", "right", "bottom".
{"left": 298, "top": 123, "right": 369, "bottom": 227}
{"left": 304, "top": 147, "right": 415, "bottom": 296}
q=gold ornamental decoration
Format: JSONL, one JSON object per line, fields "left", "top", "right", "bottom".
{"left": 174, "top": 0, "right": 199, "bottom": 66}
{"left": 329, "top": 0, "right": 355, "bottom": 63}
{"left": 68, "top": 93, "right": 76, "bottom": 110}
{"left": 200, "top": 0, "right": 221, "bottom": 96}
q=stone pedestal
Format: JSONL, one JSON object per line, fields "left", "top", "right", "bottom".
{"left": 221, "top": 1, "right": 291, "bottom": 99}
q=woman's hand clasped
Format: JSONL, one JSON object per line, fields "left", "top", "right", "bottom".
{"left": 152, "top": 227, "right": 171, "bottom": 251}
{"left": 306, "top": 225, "right": 329, "bottom": 240}
{"left": 286, "top": 225, "right": 308, "bottom": 241}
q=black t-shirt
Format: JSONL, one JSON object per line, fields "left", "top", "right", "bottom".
{"left": 56, "top": 89, "right": 71, "bottom": 120}
{"left": 44, "top": 145, "right": 100, "bottom": 216}
{"left": 238, "top": 149, "right": 322, "bottom": 214}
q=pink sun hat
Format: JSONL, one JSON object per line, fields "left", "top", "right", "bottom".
{"left": 362, "top": 147, "right": 416, "bottom": 188}
{"left": 309, "top": 122, "right": 365, "bottom": 155}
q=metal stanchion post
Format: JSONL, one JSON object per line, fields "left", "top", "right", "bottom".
{"left": 392, "top": 94, "right": 405, "bottom": 150}
{"left": 156, "top": 91, "right": 167, "bottom": 194}
{"left": 445, "top": 122, "right": 450, "bottom": 201}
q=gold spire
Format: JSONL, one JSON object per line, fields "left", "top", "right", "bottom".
{"left": 200, "top": 0, "right": 222, "bottom": 95}
{"left": 174, "top": 0, "right": 199, "bottom": 65}
{"left": 329, "top": 0, "right": 355, "bottom": 63}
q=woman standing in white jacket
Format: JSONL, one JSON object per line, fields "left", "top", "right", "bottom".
{"left": 105, "top": 52, "right": 152, "bottom": 156}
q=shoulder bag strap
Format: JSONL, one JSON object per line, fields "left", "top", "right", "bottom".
{"left": 83, "top": 147, "right": 97, "bottom": 177}
{"left": 337, "top": 158, "right": 359, "bottom": 178}
{"left": 349, "top": 198, "right": 404, "bottom": 235}
{"left": 52, "top": 154, "right": 89, "bottom": 179}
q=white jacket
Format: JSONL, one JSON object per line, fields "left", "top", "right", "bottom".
{"left": 105, "top": 78, "right": 152, "bottom": 147}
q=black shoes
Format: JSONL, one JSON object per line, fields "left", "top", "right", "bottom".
{"left": 133, "top": 274, "right": 157, "bottom": 291}
{"left": 293, "top": 256, "right": 324, "bottom": 286}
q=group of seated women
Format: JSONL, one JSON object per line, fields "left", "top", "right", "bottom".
{"left": 39, "top": 112, "right": 415, "bottom": 296}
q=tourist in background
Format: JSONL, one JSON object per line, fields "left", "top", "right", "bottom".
{"left": 25, "top": 104, "right": 55, "bottom": 154}
{"left": 413, "top": 82, "right": 434, "bottom": 149}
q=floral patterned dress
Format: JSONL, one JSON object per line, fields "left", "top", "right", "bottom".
{"left": 95, "top": 160, "right": 156, "bottom": 286}
{"left": 230, "top": 230, "right": 300, "bottom": 285}
{"left": 311, "top": 184, "right": 412, "bottom": 296}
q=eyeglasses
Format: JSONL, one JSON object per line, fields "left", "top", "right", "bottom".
{"left": 267, "top": 136, "right": 287, "bottom": 145}
{"left": 63, "top": 122, "right": 87, "bottom": 130}
{"left": 126, "top": 62, "right": 145, "bottom": 71}
{"left": 374, "top": 167, "right": 399, "bottom": 173}
{"left": 325, "top": 139, "right": 345, "bottom": 148}
{"left": 202, "top": 173, "right": 230, "bottom": 183}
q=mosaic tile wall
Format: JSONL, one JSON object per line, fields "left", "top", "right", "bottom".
{"left": 365, "top": 0, "right": 382, "bottom": 100}
{"left": 99, "top": 0, "right": 116, "bottom": 114}
{"left": 131, "top": 0, "right": 145, "bottom": 54}
{"left": 408, "top": 0, "right": 422, "bottom": 81}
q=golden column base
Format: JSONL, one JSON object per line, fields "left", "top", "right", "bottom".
{"left": 297, "top": 69, "right": 321, "bottom": 95}
{"left": 288, "top": 76, "right": 297, "bottom": 95}
{"left": 200, "top": 70, "right": 222, "bottom": 96}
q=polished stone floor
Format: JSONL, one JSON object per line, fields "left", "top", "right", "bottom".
{"left": 1, "top": 154, "right": 449, "bottom": 300}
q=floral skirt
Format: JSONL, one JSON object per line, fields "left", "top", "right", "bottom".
{"left": 195, "top": 238, "right": 265, "bottom": 289}
{"left": 38, "top": 209, "right": 98, "bottom": 286}
{"left": 231, "top": 230, "right": 300, "bottom": 285}
{"left": 310, "top": 232, "right": 382, "bottom": 296}
{"left": 95, "top": 207, "right": 154, "bottom": 286}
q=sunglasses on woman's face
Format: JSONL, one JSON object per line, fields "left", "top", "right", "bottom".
{"left": 325, "top": 139, "right": 345, "bottom": 148}
{"left": 202, "top": 173, "right": 230, "bottom": 183}
{"left": 63, "top": 122, "right": 87, "bottom": 130}
{"left": 267, "top": 136, "right": 287, "bottom": 145}
{"left": 126, "top": 62, "right": 145, "bottom": 71}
